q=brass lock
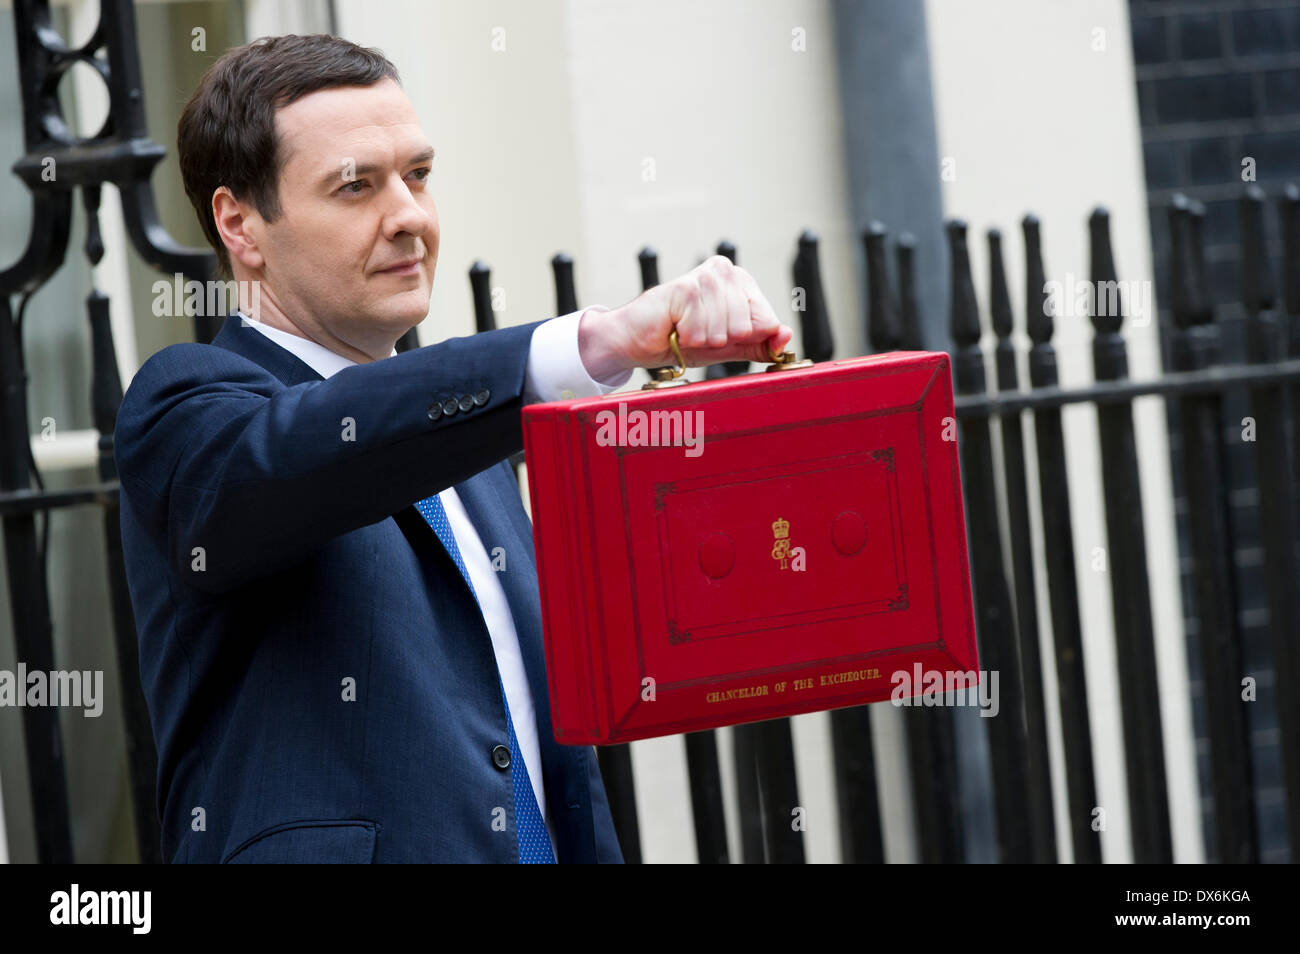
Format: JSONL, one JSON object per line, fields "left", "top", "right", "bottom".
{"left": 641, "top": 329, "right": 811, "bottom": 390}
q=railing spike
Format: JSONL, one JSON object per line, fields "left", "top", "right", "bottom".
{"left": 947, "top": 220, "right": 981, "bottom": 347}
{"left": 1023, "top": 215, "right": 1053, "bottom": 345}
{"left": 864, "top": 221, "right": 900, "bottom": 353}
{"left": 988, "top": 228, "right": 1013, "bottom": 342}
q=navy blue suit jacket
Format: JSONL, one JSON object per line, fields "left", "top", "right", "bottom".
{"left": 115, "top": 312, "right": 624, "bottom": 863}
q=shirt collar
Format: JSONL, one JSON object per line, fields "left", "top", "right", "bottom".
{"left": 235, "top": 311, "right": 399, "bottom": 380}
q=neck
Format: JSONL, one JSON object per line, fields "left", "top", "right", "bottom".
{"left": 237, "top": 276, "right": 393, "bottom": 364}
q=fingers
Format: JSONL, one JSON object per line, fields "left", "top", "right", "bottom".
{"left": 732, "top": 266, "right": 781, "bottom": 333}
{"left": 666, "top": 256, "right": 793, "bottom": 365}
{"left": 704, "top": 256, "right": 775, "bottom": 345}
{"left": 702, "top": 256, "right": 754, "bottom": 345}
{"left": 697, "top": 264, "right": 727, "bottom": 348}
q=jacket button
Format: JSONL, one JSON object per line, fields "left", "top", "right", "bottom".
{"left": 473, "top": 388, "right": 490, "bottom": 406}
{"left": 491, "top": 745, "right": 511, "bottom": 770}
{"left": 427, "top": 402, "right": 443, "bottom": 422}
{"left": 458, "top": 394, "right": 474, "bottom": 413}
{"left": 442, "top": 397, "right": 459, "bottom": 417}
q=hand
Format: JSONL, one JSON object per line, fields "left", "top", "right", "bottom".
{"left": 577, "top": 255, "right": 796, "bottom": 381}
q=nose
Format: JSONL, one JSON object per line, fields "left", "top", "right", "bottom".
{"left": 380, "top": 172, "right": 436, "bottom": 245}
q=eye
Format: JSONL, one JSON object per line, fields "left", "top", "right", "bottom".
{"left": 338, "top": 179, "right": 367, "bottom": 196}
{"left": 409, "top": 166, "right": 432, "bottom": 184}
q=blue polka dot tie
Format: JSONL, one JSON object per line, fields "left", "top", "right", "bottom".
{"left": 414, "top": 492, "right": 557, "bottom": 864}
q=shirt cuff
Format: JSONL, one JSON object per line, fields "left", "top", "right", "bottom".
{"left": 524, "top": 306, "right": 634, "bottom": 403}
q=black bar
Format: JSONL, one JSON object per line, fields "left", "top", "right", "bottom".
{"left": 1281, "top": 187, "right": 1300, "bottom": 514}
{"left": 752, "top": 717, "right": 805, "bottom": 864}
{"left": 595, "top": 747, "right": 642, "bottom": 864}
{"left": 0, "top": 484, "right": 120, "bottom": 515}
{"left": 896, "top": 234, "right": 928, "bottom": 353}
{"left": 797, "top": 230, "right": 836, "bottom": 362}
{"left": 1023, "top": 215, "right": 1102, "bottom": 864}
{"left": 1167, "top": 196, "right": 1258, "bottom": 863}
{"left": 0, "top": 294, "right": 72, "bottom": 863}
{"left": 395, "top": 326, "right": 420, "bottom": 353}
{"left": 468, "top": 261, "right": 497, "bottom": 334}
{"left": 828, "top": 705, "right": 884, "bottom": 863}
{"left": 954, "top": 360, "right": 1300, "bottom": 415}
{"left": 552, "top": 252, "right": 578, "bottom": 316}
{"left": 732, "top": 726, "right": 764, "bottom": 863}
{"left": 1089, "top": 207, "right": 1173, "bottom": 863}
{"left": 1241, "top": 187, "right": 1300, "bottom": 863}
{"left": 864, "top": 222, "right": 901, "bottom": 352}
{"left": 683, "top": 731, "right": 730, "bottom": 863}
{"left": 869, "top": 222, "right": 961, "bottom": 863}
{"left": 86, "top": 265, "right": 160, "bottom": 863}
{"left": 988, "top": 227, "right": 1057, "bottom": 863}
{"left": 947, "top": 219, "right": 1033, "bottom": 863}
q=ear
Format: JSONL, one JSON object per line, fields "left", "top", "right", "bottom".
{"left": 212, "top": 186, "right": 265, "bottom": 271}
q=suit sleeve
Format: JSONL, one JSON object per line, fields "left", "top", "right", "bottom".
{"left": 115, "top": 319, "right": 546, "bottom": 595}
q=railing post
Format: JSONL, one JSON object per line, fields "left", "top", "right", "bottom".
{"left": 0, "top": 295, "right": 72, "bottom": 863}
{"left": 468, "top": 261, "right": 497, "bottom": 334}
{"left": 84, "top": 186, "right": 161, "bottom": 862}
{"left": 988, "top": 227, "right": 1057, "bottom": 863}
{"left": 1023, "top": 214, "right": 1102, "bottom": 863}
{"left": 947, "top": 219, "right": 1033, "bottom": 863}
{"left": 1167, "top": 196, "right": 1259, "bottom": 863}
{"left": 869, "top": 222, "right": 961, "bottom": 863}
{"left": 4, "top": 0, "right": 222, "bottom": 863}
{"left": 796, "top": 230, "right": 836, "bottom": 363}
{"left": 1280, "top": 187, "right": 1300, "bottom": 508}
{"left": 1240, "top": 186, "right": 1300, "bottom": 863}
{"left": 1088, "top": 208, "right": 1174, "bottom": 862}
{"left": 895, "top": 234, "right": 927, "bottom": 353}
{"left": 864, "top": 223, "right": 901, "bottom": 352}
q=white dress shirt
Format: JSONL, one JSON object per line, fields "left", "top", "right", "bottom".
{"left": 238, "top": 308, "right": 631, "bottom": 856}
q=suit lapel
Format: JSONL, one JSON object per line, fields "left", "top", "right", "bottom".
{"left": 210, "top": 313, "right": 326, "bottom": 386}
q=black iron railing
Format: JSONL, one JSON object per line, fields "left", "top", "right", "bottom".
{"left": 2, "top": 0, "right": 219, "bottom": 864}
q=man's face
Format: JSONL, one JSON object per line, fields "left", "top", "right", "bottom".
{"left": 251, "top": 78, "right": 438, "bottom": 357}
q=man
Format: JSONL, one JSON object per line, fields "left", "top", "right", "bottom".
{"left": 116, "top": 33, "right": 793, "bottom": 863}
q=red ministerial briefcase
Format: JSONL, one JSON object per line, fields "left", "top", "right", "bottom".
{"left": 521, "top": 341, "right": 979, "bottom": 745}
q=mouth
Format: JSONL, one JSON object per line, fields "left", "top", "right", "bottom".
{"left": 376, "top": 256, "right": 423, "bottom": 277}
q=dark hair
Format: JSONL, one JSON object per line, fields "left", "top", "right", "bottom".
{"left": 178, "top": 34, "right": 401, "bottom": 276}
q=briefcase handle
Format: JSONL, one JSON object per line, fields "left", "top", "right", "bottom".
{"left": 642, "top": 330, "right": 812, "bottom": 390}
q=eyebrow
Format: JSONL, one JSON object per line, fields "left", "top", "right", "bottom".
{"left": 320, "top": 147, "right": 436, "bottom": 190}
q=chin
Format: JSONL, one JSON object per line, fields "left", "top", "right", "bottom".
{"left": 378, "top": 290, "right": 432, "bottom": 326}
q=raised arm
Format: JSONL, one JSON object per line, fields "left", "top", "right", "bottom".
{"left": 116, "top": 319, "right": 543, "bottom": 595}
